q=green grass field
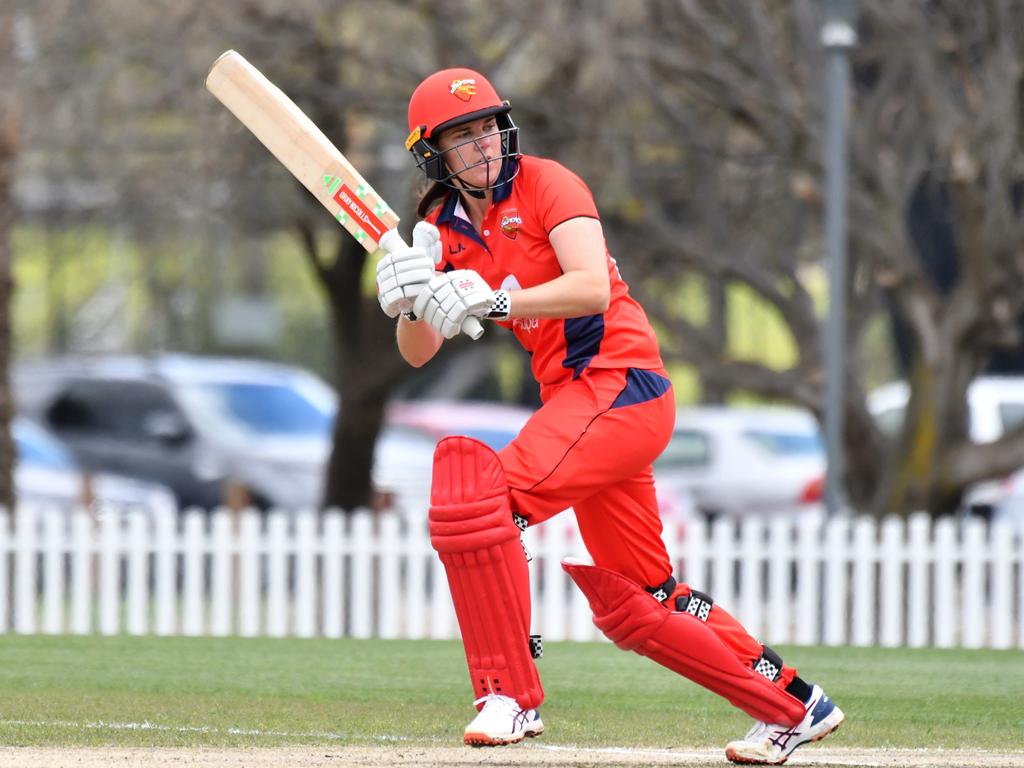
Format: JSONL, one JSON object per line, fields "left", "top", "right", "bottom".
{"left": 0, "top": 636, "right": 1020, "bottom": 751}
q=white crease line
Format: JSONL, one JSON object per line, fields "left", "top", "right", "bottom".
{"left": 0, "top": 718, "right": 414, "bottom": 743}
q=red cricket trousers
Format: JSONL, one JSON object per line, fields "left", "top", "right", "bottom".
{"left": 497, "top": 366, "right": 797, "bottom": 688}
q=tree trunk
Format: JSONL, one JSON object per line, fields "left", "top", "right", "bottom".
{"left": 0, "top": 12, "right": 18, "bottom": 514}
{"left": 318, "top": 237, "right": 408, "bottom": 512}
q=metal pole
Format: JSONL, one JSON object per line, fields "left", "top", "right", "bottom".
{"left": 821, "top": 9, "right": 856, "bottom": 516}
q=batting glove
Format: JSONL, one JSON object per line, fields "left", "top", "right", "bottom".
{"left": 413, "top": 269, "right": 499, "bottom": 339}
{"left": 375, "top": 222, "right": 442, "bottom": 319}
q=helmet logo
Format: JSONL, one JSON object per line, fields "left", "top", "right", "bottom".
{"left": 449, "top": 78, "right": 477, "bottom": 101}
{"left": 500, "top": 210, "right": 521, "bottom": 240}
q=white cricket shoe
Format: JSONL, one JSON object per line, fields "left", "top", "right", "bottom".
{"left": 463, "top": 693, "right": 544, "bottom": 747}
{"left": 725, "top": 684, "right": 844, "bottom": 765}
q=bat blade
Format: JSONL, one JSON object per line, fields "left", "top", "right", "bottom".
{"left": 205, "top": 50, "right": 399, "bottom": 252}
{"left": 205, "top": 50, "right": 484, "bottom": 340}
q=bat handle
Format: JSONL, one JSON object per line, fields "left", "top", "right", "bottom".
{"left": 461, "top": 316, "right": 485, "bottom": 340}
{"left": 379, "top": 228, "right": 486, "bottom": 341}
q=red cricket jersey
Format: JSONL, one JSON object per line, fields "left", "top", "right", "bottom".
{"left": 425, "top": 155, "right": 664, "bottom": 399}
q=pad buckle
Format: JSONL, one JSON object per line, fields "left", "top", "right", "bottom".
{"left": 529, "top": 634, "right": 543, "bottom": 659}
{"left": 676, "top": 589, "right": 714, "bottom": 621}
{"left": 645, "top": 575, "right": 677, "bottom": 603}
{"left": 753, "top": 645, "right": 784, "bottom": 682}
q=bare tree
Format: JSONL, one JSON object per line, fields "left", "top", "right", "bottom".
{"left": 599, "top": 1, "right": 1024, "bottom": 516}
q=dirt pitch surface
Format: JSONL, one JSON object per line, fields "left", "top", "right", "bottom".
{"left": 3, "top": 745, "right": 1024, "bottom": 768}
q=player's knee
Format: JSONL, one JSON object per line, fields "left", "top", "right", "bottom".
{"left": 428, "top": 436, "right": 519, "bottom": 554}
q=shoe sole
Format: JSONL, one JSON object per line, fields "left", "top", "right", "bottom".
{"left": 725, "top": 714, "right": 844, "bottom": 765}
{"left": 464, "top": 726, "right": 544, "bottom": 747}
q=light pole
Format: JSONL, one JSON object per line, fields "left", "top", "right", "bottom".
{"left": 821, "top": 1, "right": 857, "bottom": 516}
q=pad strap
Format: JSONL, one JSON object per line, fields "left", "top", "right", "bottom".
{"left": 645, "top": 576, "right": 677, "bottom": 603}
{"left": 753, "top": 645, "right": 784, "bottom": 682}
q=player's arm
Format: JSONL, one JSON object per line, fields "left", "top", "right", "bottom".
{"left": 500, "top": 217, "right": 610, "bottom": 319}
{"left": 397, "top": 313, "right": 444, "bottom": 367}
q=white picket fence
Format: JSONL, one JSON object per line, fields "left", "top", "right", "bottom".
{"left": 0, "top": 504, "right": 1021, "bottom": 648}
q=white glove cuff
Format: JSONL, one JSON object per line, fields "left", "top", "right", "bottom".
{"left": 486, "top": 290, "right": 511, "bottom": 321}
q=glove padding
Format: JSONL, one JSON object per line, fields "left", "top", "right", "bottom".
{"left": 376, "top": 222, "right": 442, "bottom": 318}
{"left": 413, "top": 269, "right": 495, "bottom": 339}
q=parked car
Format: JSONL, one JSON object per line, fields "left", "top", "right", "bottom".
{"left": 869, "top": 376, "right": 1024, "bottom": 522}
{"left": 14, "top": 355, "right": 342, "bottom": 512}
{"left": 653, "top": 406, "right": 825, "bottom": 519}
{"left": 384, "top": 399, "right": 535, "bottom": 451}
{"left": 13, "top": 416, "right": 177, "bottom": 515}
{"left": 375, "top": 400, "right": 535, "bottom": 519}
{"left": 384, "top": 398, "right": 699, "bottom": 523}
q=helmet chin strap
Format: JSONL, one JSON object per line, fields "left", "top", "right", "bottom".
{"left": 451, "top": 167, "right": 491, "bottom": 199}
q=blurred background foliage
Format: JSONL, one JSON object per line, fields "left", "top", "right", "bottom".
{"left": 2, "top": 0, "right": 1023, "bottom": 515}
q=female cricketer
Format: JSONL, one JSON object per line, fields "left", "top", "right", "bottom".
{"left": 374, "top": 67, "right": 844, "bottom": 765}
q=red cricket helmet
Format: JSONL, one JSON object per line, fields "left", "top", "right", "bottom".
{"left": 405, "top": 68, "right": 520, "bottom": 186}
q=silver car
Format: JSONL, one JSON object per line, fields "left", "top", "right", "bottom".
{"left": 653, "top": 406, "right": 825, "bottom": 519}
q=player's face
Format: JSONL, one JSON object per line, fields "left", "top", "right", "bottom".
{"left": 438, "top": 116, "right": 502, "bottom": 188}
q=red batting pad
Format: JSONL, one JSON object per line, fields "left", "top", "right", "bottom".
{"left": 429, "top": 437, "right": 543, "bottom": 710}
{"left": 562, "top": 560, "right": 805, "bottom": 725}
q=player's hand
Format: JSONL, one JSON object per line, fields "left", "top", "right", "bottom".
{"left": 375, "top": 223, "right": 441, "bottom": 318}
{"left": 413, "top": 269, "right": 495, "bottom": 339}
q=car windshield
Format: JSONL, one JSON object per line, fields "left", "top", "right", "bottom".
{"left": 15, "top": 422, "right": 77, "bottom": 469}
{"left": 654, "top": 430, "right": 710, "bottom": 469}
{"left": 461, "top": 428, "right": 518, "bottom": 451}
{"left": 176, "top": 380, "right": 335, "bottom": 441}
{"left": 743, "top": 429, "right": 822, "bottom": 456}
{"left": 1000, "top": 402, "right": 1024, "bottom": 433}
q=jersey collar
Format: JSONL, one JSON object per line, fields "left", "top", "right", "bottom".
{"left": 436, "top": 157, "right": 518, "bottom": 226}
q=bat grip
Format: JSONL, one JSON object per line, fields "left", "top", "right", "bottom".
{"left": 461, "top": 316, "right": 485, "bottom": 340}
{"left": 381, "top": 228, "right": 486, "bottom": 341}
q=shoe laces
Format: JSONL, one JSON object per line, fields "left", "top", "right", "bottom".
{"left": 473, "top": 693, "right": 519, "bottom": 712}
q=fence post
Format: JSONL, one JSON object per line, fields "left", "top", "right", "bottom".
{"left": 266, "top": 512, "right": 289, "bottom": 637}
{"left": 824, "top": 515, "right": 849, "bottom": 645}
{"left": 851, "top": 516, "right": 875, "bottom": 646}
{"left": 349, "top": 511, "right": 374, "bottom": 639}
{"left": 182, "top": 511, "right": 205, "bottom": 636}
{"left": 795, "top": 512, "right": 821, "bottom": 645}
{"left": 738, "top": 517, "right": 764, "bottom": 638}
{"left": 989, "top": 520, "right": 1012, "bottom": 650}
{"left": 932, "top": 517, "right": 956, "bottom": 647}
{"left": 14, "top": 503, "right": 37, "bottom": 634}
{"left": 377, "top": 514, "right": 401, "bottom": 640}
{"left": 294, "top": 511, "right": 317, "bottom": 638}
{"left": 403, "top": 518, "right": 428, "bottom": 640}
{"left": 126, "top": 512, "right": 148, "bottom": 636}
{"left": 541, "top": 518, "right": 568, "bottom": 641}
{"left": 321, "top": 511, "right": 344, "bottom": 639}
{"left": 961, "top": 518, "right": 985, "bottom": 649}
{"left": 765, "top": 516, "right": 790, "bottom": 644}
{"left": 907, "top": 514, "right": 931, "bottom": 648}
{"left": 70, "top": 510, "right": 92, "bottom": 635}
{"left": 210, "top": 510, "right": 233, "bottom": 637}
{"left": 154, "top": 506, "right": 176, "bottom": 636}
{"left": 238, "top": 512, "right": 261, "bottom": 637}
{"left": 879, "top": 516, "right": 904, "bottom": 647}
{"left": 710, "top": 517, "right": 735, "bottom": 612}
{"left": 42, "top": 511, "right": 64, "bottom": 634}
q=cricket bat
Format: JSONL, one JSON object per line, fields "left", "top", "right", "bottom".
{"left": 205, "top": 50, "right": 484, "bottom": 339}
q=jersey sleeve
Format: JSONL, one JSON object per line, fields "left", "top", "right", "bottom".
{"left": 533, "top": 160, "right": 599, "bottom": 233}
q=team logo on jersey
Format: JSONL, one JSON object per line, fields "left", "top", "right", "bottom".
{"left": 500, "top": 210, "right": 522, "bottom": 240}
{"left": 500, "top": 274, "right": 522, "bottom": 291}
{"left": 449, "top": 78, "right": 477, "bottom": 101}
